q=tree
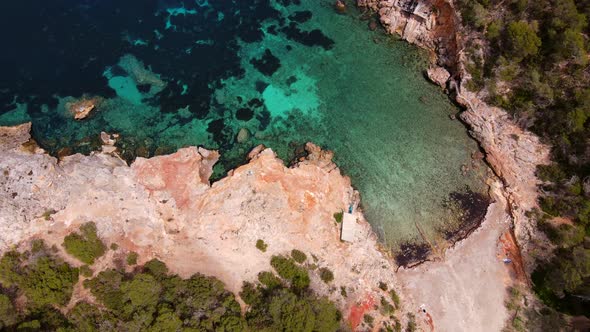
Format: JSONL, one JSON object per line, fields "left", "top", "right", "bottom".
{"left": 21, "top": 256, "right": 79, "bottom": 307}
{"left": 0, "top": 294, "right": 17, "bottom": 329}
{"left": 559, "top": 29, "right": 587, "bottom": 66}
{"left": 506, "top": 20, "right": 541, "bottom": 61}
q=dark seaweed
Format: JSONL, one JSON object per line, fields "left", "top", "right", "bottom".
{"left": 395, "top": 242, "right": 432, "bottom": 268}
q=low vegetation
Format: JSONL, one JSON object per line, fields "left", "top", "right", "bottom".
{"left": 0, "top": 240, "right": 343, "bottom": 331}
{"left": 256, "top": 239, "right": 267, "bottom": 252}
{"left": 291, "top": 249, "right": 307, "bottom": 263}
{"left": 62, "top": 222, "right": 106, "bottom": 265}
{"left": 270, "top": 255, "right": 310, "bottom": 291}
{"left": 240, "top": 262, "right": 341, "bottom": 332}
{"left": 319, "top": 267, "right": 334, "bottom": 284}
{"left": 126, "top": 251, "right": 138, "bottom": 265}
{"left": 0, "top": 240, "right": 79, "bottom": 329}
{"left": 390, "top": 289, "right": 401, "bottom": 309}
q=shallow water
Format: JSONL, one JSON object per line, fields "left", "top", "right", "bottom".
{"left": 0, "top": 0, "right": 487, "bottom": 246}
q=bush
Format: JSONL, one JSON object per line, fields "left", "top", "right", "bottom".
{"left": 270, "top": 255, "right": 310, "bottom": 290}
{"left": 380, "top": 296, "right": 395, "bottom": 314}
{"left": 80, "top": 265, "right": 93, "bottom": 277}
{"left": 0, "top": 294, "right": 17, "bottom": 329}
{"left": 319, "top": 267, "right": 334, "bottom": 283}
{"left": 256, "top": 239, "right": 268, "bottom": 252}
{"left": 258, "top": 271, "right": 283, "bottom": 289}
{"left": 406, "top": 313, "right": 417, "bottom": 332}
{"left": 333, "top": 212, "right": 343, "bottom": 223}
{"left": 143, "top": 258, "right": 168, "bottom": 278}
{"left": 126, "top": 252, "right": 138, "bottom": 265}
{"left": 63, "top": 222, "right": 106, "bottom": 265}
{"left": 291, "top": 249, "right": 307, "bottom": 263}
{"left": 390, "top": 289, "right": 401, "bottom": 308}
{"left": 363, "top": 314, "right": 374, "bottom": 325}
{"left": 1, "top": 248, "right": 340, "bottom": 331}
{"left": 242, "top": 278, "right": 340, "bottom": 332}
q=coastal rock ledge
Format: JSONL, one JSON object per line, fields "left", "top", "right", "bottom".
{"left": 0, "top": 123, "right": 400, "bottom": 329}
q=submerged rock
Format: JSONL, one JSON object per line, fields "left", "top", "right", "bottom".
{"left": 334, "top": 0, "right": 347, "bottom": 14}
{"left": 236, "top": 128, "right": 250, "bottom": 143}
{"left": 66, "top": 96, "right": 102, "bottom": 120}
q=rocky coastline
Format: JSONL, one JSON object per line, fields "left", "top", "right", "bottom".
{"left": 0, "top": 123, "right": 404, "bottom": 330}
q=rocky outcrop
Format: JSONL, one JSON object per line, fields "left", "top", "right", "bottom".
{"left": 358, "top": 0, "right": 460, "bottom": 69}
{"left": 0, "top": 124, "right": 401, "bottom": 330}
{"left": 426, "top": 65, "right": 450, "bottom": 87}
{"left": 65, "top": 96, "right": 102, "bottom": 120}
{"left": 457, "top": 86, "right": 550, "bottom": 262}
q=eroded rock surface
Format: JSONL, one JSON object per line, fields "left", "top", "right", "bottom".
{"left": 0, "top": 124, "right": 400, "bottom": 329}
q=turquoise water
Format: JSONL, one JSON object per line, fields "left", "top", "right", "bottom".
{"left": 0, "top": 0, "right": 487, "bottom": 247}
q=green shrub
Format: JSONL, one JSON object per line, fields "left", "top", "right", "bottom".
{"left": 291, "top": 249, "right": 307, "bottom": 263}
{"left": 0, "top": 250, "right": 22, "bottom": 286}
{"left": 486, "top": 21, "right": 501, "bottom": 40}
{"left": 63, "top": 222, "right": 106, "bottom": 265}
{"left": 31, "top": 239, "right": 46, "bottom": 254}
{"left": 143, "top": 259, "right": 168, "bottom": 278}
{"left": 256, "top": 239, "right": 268, "bottom": 252}
{"left": 258, "top": 271, "right": 282, "bottom": 289}
{"left": 319, "top": 267, "right": 334, "bottom": 284}
{"left": 0, "top": 294, "right": 17, "bottom": 329}
{"left": 270, "top": 255, "right": 310, "bottom": 290}
{"left": 379, "top": 281, "right": 388, "bottom": 291}
{"left": 381, "top": 296, "right": 395, "bottom": 314}
{"left": 110, "top": 243, "right": 119, "bottom": 251}
{"left": 1, "top": 250, "right": 339, "bottom": 331}
{"left": 80, "top": 265, "right": 93, "bottom": 277}
{"left": 333, "top": 212, "right": 343, "bottom": 223}
{"left": 363, "top": 314, "right": 374, "bottom": 325}
{"left": 390, "top": 289, "right": 401, "bottom": 308}
{"left": 406, "top": 313, "right": 416, "bottom": 332}
{"left": 126, "top": 252, "right": 138, "bottom": 265}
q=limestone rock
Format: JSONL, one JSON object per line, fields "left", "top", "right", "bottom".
{"left": 426, "top": 66, "right": 450, "bottom": 87}
{"left": 100, "top": 132, "right": 116, "bottom": 146}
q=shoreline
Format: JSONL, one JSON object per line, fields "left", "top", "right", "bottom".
{"left": 0, "top": 123, "right": 406, "bottom": 330}
{"left": 357, "top": 0, "right": 550, "bottom": 269}
{"left": 355, "top": 0, "right": 551, "bottom": 330}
